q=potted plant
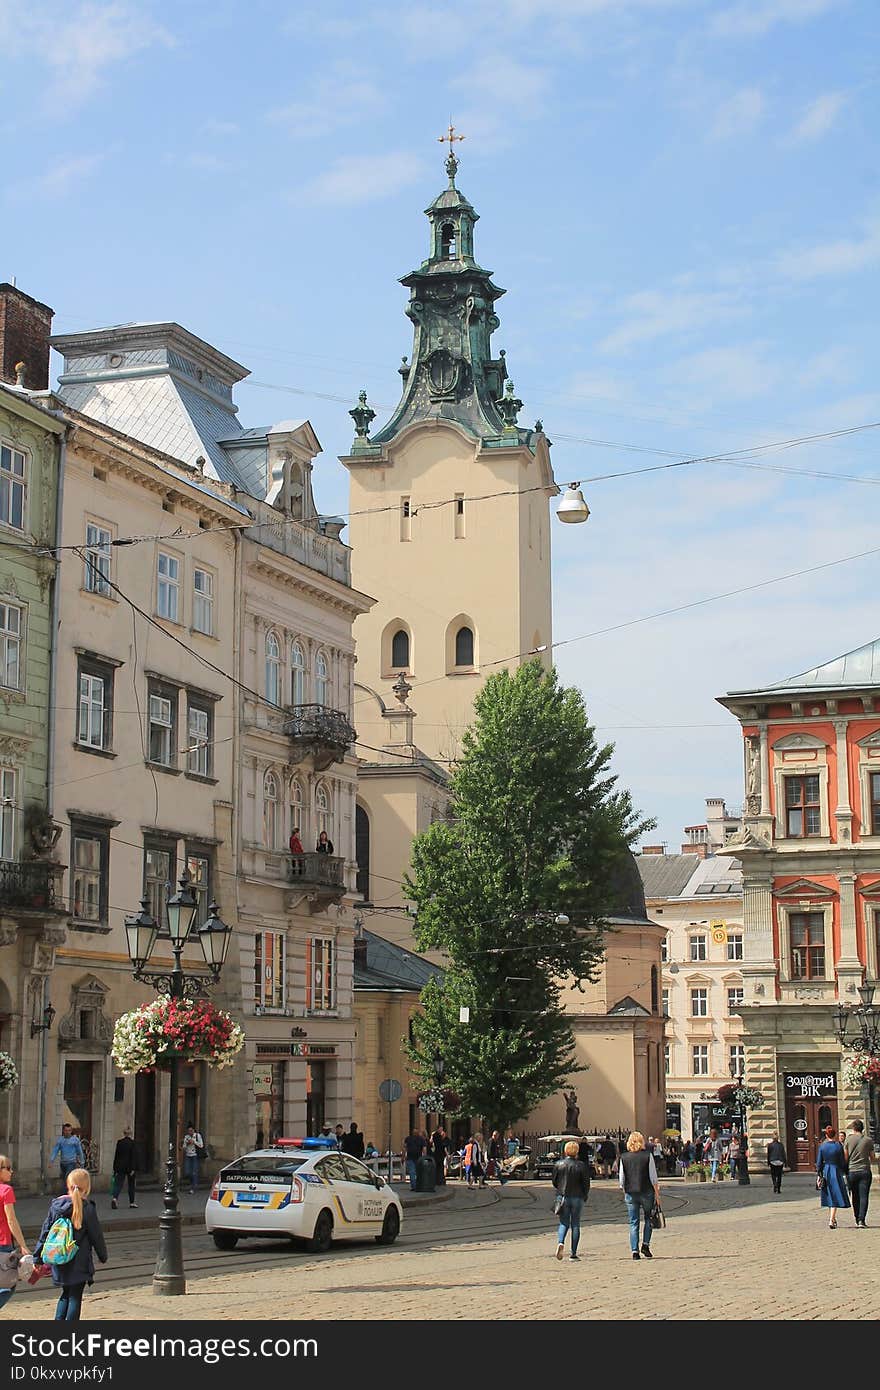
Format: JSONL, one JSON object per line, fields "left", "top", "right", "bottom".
{"left": 686, "top": 1162, "right": 707, "bottom": 1182}
{"left": 111, "top": 996, "right": 244, "bottom": 1074}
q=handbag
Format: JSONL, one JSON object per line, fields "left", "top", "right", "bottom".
{"left": 649, "top": 1202, "right": 666, "bottom": 1229}
{"left": 553, "top": 1194, "right": 564, "bottom": 1215}
{"left": 0, "top": 1250, "right": 20, "bottom": 1290}
{"left": 816, "top": 1173, "right": 826, "bottom": 1191}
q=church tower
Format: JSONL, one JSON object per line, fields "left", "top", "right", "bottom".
{"left": 341, "top": 144, "right": 557, "bottom": 762}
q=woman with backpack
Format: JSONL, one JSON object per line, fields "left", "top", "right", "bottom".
{"left": 33, "top": 1168, "right": 107, "bottom": 1321}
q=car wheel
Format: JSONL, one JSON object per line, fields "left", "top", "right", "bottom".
{"left": 211, "top": 1231, "right": 238, "bottom": 1251}
{"left": 376, "top": 1206, "right": 400, "bottom": 1245}
{"left": 307, "top": 1210, "right": 333, "bottom": 1254}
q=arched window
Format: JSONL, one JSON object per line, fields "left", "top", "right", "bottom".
{"left": 355, "top": 804, "right": 370, "bottom": 901}
{"left": 315, "top": 649, "right": 330, "bottom": 707}
{"left": 263, "top": 769, "right": 280, "bottom": 848}
{"left": 391, "top": 628, "right": 410, "bottom": 669}
{"left": 440, "top": 222, "right": 457, "bottom": 258}
{"left": 315, "top": 781, "right": 332, "bottom": 844}
{"left": 290, "top": 640, "right": 306, "bottom": 707}
{"left": 289, "top": 777, "right": 304, "bottom": 844}
{"left": 455, "top": 625, "right": 474, "bottom": 667}
{"left": 265, "top": 631, "right": 282, "bottom": 705}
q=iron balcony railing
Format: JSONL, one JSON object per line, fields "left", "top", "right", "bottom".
{"left": 286, "top": 852, "right": 345, "bottom": 890}
{"left": 0, "top": 859, "right": 62, "bottom": 912}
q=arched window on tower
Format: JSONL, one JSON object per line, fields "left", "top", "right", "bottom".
{"left": 315, "top": 650, "right": 330, "bottom": 707}
{"left": 455, "top": 625, "right": 474, "bottom": 667}
{"left": 391, "top": 628, "right": 410, "bottom": 670}
{"left": 355, "top": 804, "right": 371, "bottom": 902}
{"left": 440, "top": 222, "right": 457, "bottom": 259}
{"left": 290, "top": 640, "right": 306, "bottom": 706}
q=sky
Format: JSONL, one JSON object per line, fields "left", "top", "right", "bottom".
{"left": 2, "top": 0, "right": 879, "bottom": 848}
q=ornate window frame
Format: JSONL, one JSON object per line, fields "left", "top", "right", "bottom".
{"left": 771, "top": 732, "right": 830, "bottom": 843}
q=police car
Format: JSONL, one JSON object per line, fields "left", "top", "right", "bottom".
{"left": 205, "top": 1137, "right": 403, "bottom": 1253}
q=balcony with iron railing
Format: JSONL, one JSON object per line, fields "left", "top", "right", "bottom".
{"left": 283, "top": 704, "right": 357, "bottom": 771}
{"left": 0, "top": 859, "right": 66, "bottom": 917}
{"left": 287, "top": 851, "right": 346, "bottom": 894}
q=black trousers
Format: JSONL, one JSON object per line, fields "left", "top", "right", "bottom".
{"left": 849, "top": 1170, "right": 872, "bottom": 1224}
{"left": 769, "top": 1163, "right": 783, "bottom": 1191}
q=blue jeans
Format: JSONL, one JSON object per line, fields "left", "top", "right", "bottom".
{"left": 0, "top": 1244, "right": 15, "bottom": 1312}
{"left": 625, "top": 1192, "right": 654, "bottom": 1252}
{"left": 184, "top": 1155, "right": 199, "bottom": 1191}
{"left": 710, "top": 1159, "right": 720, "bottom": 1179}
{"left": 55, "top": 1284, "right": 86, "bottom": 1321}
{"left": 556, "top": 1196, "right": 584, "bottom": 1255}
{"left": 406, "top": 1158, "right": 418, "bottom": 1190}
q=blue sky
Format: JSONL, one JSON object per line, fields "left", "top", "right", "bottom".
{"left": 3, "top": 0, "right": 879, "bottom": 847}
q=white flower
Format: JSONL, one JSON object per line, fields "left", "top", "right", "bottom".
{"left": 0, "top": 1051, "right": 18, "bottom": 1092}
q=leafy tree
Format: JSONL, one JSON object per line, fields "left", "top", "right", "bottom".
{"left": 404, "top": 660, "right": 653, "bottom": 1131}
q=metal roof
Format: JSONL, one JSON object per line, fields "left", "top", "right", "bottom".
{"left": 636, "top": 854, "right": 699, "bottom": 900}
{"left": 726, "top": 637, "right": 880, "bottom": 698}
{"left": 353, "top": 930, "right": 443, "bottom": 992}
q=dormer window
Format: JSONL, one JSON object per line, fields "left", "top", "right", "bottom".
{"left": 440, "top": 223, "right": 457, "bottom": 259}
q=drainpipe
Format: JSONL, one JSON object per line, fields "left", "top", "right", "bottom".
{"left": 45, "top": 423, "right": 66, "bottom": 819}
{"left": 38, "top": 975, "right": 50, "bottom": 1195}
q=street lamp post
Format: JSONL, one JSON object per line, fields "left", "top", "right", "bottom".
{"left": 835, "top": 983, "right": 880, "bottom": 1142}
{"left": 729, "top": 1064, "right": 751, "bottom": 1185}
{"left": 123, "top": 875, "right": 232, "bottom": 1296}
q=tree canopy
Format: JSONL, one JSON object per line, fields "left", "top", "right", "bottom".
{"left": 404, "top": 660, "right": 653, "bottom": 1131}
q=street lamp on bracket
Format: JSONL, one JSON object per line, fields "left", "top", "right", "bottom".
{"left": 835, "top": 982, "right": 880, "bottom": 1141}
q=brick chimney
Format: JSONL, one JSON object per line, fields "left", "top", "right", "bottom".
{"left": 0, "top": 284, "right": 54, "bottom": 390}
{"left": 641, "top": 845, "right": 666, "bottom": 856}
{"left": 681, "top": 842, "right": 708, "bottom": 858}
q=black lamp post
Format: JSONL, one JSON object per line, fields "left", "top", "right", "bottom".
{"left": 835, "top": 982, "right": 880, "bottom": 1143}
{"left": 728, "top": 1063, "right": 751, "bottom": 1185}
{"left": 123, "top": 874, "right": 231, "bottom": 1296}
{"left": 30, "top": 1000, "right": 56, "bottom": 1038}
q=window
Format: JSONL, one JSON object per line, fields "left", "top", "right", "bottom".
{"left": 727, "top": 933, "right": 743, "bottom": 961}
{"left": 0, "top": 602, "right": 21, "bottom": 690}
{"left": 289, "top": 777, "right": 304, "bottom": 844}
{"left": 690, "top": 935, "right": 707, "bottom": 962}
{"left": 790, "top": 911, "right": 825, "bottom": 979}
{"left": 400, "top": 497, "right": 411, "bottom": 542}
{"left": 83, "top": 523, "right": 112, "bottom": 596}
{"left": 785, "top": 773, "right": 821, "bottom": 837}
{"left": 870, "top": 773, "right": 880, "bottom": 835}
{"left": 391, "top": 629, "right": 409, "bottom": 669}
{"left": 664, "top": 1043, "right": 670, "bottom": 1076}
{"left": 76, "top": 656, "right": 114, "bottom": 752}
{"left": 71, "top": 824, "right": 108, "bottom": 924}
{"left": 454, "top": 625, "right": 474, "bottom": 667}
{"left": 186, "top": 699, "right": 212, "bottom": 777}
{"left": 254, "top": 929, "right": 285, "bottom": 1010}
{"left": 192, "top": 568, "right": 214, "bottom": 635}
{"left": 290, "top": 641, "right": 306, "bottom": 706}
{"left": 440, "top": 222, "right": 457, "bottom": 258}
{"left": 157, "top": 551, "right": 180, "bottom": 622}
{"left": 148, "top": 685, "right": 177, "bottom": 767}
{"left": 355, "top": 804, "right": 370, "bottom": 900}
{"left": 265, "top": 631, "right": 281, "bottom": 705}
{"left": 729, "top": 1044, "right": 745, "bottom": 1076}
{"left": 143, "top": 841, "right": 174, "bottom": 931}
{"left": 0, "top": 443, "right": 26, "bottom": 530}
{"left": 650, "top": 964, "right": 659, "bottom": 1013}
{"left": 315, "top": 781, "right": 331, "bottom": 842}
{"left": 692, "top": 1045, "right": 709, "bottom": 1076}
{"left": 315, "top": 649, "right": 330, "bottom": 707}
{"left": 454, "top": 494, "right": 465, "bottom": 539}
{"left": 690, "top": 988, "right": 708, "bottom": 1017}
{"left": 186, "top": 849, "right": 211, "bottom": 927}
{"left": 263, "top": 770, "right": 280, "bottom": 849}
{"left": 662, "top": 988, "right": 669, "bottom": 1016}
{"left": 727, "top": 987, "right": 744, "bottom": 1015}
{"left": 0, "top": 767, "right": 16, "bottom": 858}
{"left": 306, "top": 936, "right": 335, "bottom": 1012}
{"left": 659, "top": 937, "right": 668, "bottom": 963}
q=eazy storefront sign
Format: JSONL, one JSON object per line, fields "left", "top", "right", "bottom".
{"left": 784, "top": 1072, "right": 837, "bottom": 1099}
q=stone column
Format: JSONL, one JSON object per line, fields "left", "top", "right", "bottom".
{"left": 740, "top": 869, "right": 777, "bottom": 1004}
{"left": 833, "top": 719, "right": 853, "bottom": 844}
{"left": 836, "top": 869, "right": 864, "bottom": 997}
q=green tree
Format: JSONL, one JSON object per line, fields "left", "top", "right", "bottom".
{"left": 404, "top": 660, "right": 653, "bottom": 1131}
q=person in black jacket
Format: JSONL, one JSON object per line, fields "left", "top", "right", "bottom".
{"left": 110, "top": 1127, "right": 137, "bottom": 1209}
{"left": 766, "top": 1134, "right": 787, "bottom": 1193}
{"left": 34, "top": 1169, "right": 107, "bottom": 1322}
{"left": 619, "top": 1131, "right": 662, "bottom": 1260}
{"left": 340, "top": 1122, "right": 365, "bottom": 1159}
{"left": 552, "top": 1140, "right": 591, "bottom": 1262}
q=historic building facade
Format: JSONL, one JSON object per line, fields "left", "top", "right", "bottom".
{"left": 717, "top": 640, "right": 880, "bottom": 1168}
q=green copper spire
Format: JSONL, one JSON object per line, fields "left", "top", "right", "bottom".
{"left": 369, "top": 139, "right": 526, "bottom": 448}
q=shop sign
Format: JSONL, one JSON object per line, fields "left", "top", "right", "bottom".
{"left": 784, "top": 1072, "right": 837, "bottom": 1099}
{"left": 252, "top": 1066, "right": 273, "bottom": 1095}
{"left": 255, "top": 1042, "right": 338, "bottom": 1058}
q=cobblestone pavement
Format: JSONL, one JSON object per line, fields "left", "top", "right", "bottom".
{"left": 4, "top": 1175, "right": 877, "bottom": 1321}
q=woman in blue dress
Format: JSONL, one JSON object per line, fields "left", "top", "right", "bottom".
{"left": 816, "top": 1124, "right": 850, "bottom": 1228}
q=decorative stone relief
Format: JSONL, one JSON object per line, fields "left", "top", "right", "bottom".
{"left": 57, "top": 975, "right": 114, "bottom": 1053}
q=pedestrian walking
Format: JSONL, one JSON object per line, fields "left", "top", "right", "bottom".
{"left": 487, "top": 1130, "right": 508, "bottom": 1184}
{"left": 340, "top": 1122, "right": 365, "bottom": 1159}
{"left": 766, "top": 1133, "right": 787, "bottom": 1192}
{"left": 816, "top": 1124, "right": 850, "bottom": 1228}
{"left": 706, "top": 1128, "right": 725, "bottom": 1182}
{"left": 0, "top": 1156, "right": 30, "bottom": 1314}
{"left": 844, "top": 1118, "right": 876, "bottom": 1228}
{"left": 431, "top": 1127, "right": 450, "bottom": 1186}
{"left": 402, "top": 1129, "right": 426, "bottom": 1190}
{"left": 619, "top": 1131, "right": 662, "bottom": 1260}
{"left": 598, "top": 1135, "right": 617, "bottom": 1178}
{"left": 181, "top": 1123, "right": 204, "bottom": 1195}
{"left": 49, "top": 1125, "right": 84, "bottom": 1187}
{"left": 33, "top": 1168, "right": 107, "bottom": 1322}
{"left": 728, "top": 1131, "right": 742, "bottom": 1182}
{"left": 552, "top": 1139, "right": 590, "bottom": 1261}
{"left": 464, "top": 1134, "right": 486, "bottom": 1188}
{"left": 110, "top": 1127, "right": 138, "bottom": 1209}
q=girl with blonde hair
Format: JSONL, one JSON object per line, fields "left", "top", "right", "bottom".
{"left": 619, "top": 1131, "right": 662, "bottom": 1259}
{"left": 34, "top": 1167, "right": 107, "bottom": 1321}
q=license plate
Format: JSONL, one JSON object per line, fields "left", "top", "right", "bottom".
{"left": 235, "top": 1191, "right": 271, "bottom": 1203}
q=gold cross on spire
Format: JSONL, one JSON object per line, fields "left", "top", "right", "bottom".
{"left": 438, "top": 122, "right": 465, "bottom": 185}
{"left": 438, "top": 122, "right": 465, "bottom": 151}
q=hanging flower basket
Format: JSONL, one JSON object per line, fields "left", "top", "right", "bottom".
{"left": 843, "top": 1053, "right": 880, "bottom": 1088}
{"left": 0, "top": 1051, "right": 19, "bottom": 1092}
{"left": 417, "top": 1086, "right": 461, "bottom": 1114}
{"left": 111, "top": 996, "right": 244, "bottom": 1075}
{"left": 716, "top": 1082, "right": 765, "bottom": 1111}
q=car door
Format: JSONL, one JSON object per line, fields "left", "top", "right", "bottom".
{"left": 314, "top": 1151, "right": 361, "bottom": 1242}
{"left": 340, "top": 1155, "right": 387, "bottom": 1236}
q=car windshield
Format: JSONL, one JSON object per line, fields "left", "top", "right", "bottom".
{"left": 221, "top": 1155, "right": 308, "bottom": 1182}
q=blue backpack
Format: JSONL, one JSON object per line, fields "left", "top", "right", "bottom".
{"left": 42, "top": 1215, "right": 77, "bottom": 1265}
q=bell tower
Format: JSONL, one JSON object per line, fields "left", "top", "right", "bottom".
{"left": 341, "top": 142, "right": 557, "bottom": 763}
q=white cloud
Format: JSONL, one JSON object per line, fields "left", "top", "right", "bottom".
{"left": 6, "top": 152, "right": 107, "bottom": 202}
{"left": 269, "top": 66, "right": 387, "bottom": 139}
{"left": 709, "top": 0, "right": 839, "bottom": 38}
{"left": 598, "top": 288, "right": 745, "bottom": 355}
{"left": 662, "top": 343, "right": 779, "bottom": 403}
{"left": 43, "top": 3, "right": 172, "bottom": 103}
{"left": 709, "top": 87, "right": 765, "bottom": 140}
{"left": 298, "top": 152, "right": 423, "bottom": 206}
{"left": 775, "top": 214, "right": 880, "bottom": 279}
{"left": 785, "top": 91, "right": 846, "bottom": 144}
